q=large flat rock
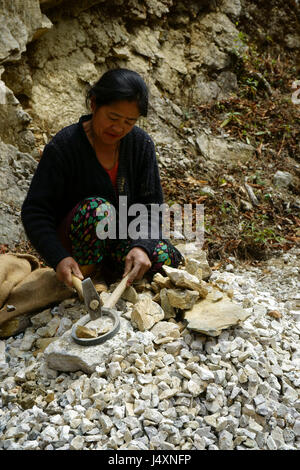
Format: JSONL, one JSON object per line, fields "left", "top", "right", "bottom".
{"left": 44, "top": 316, "right": 133, "bottom": 374}
{"left": 184, "top": 288, "right": 251, "bottom": 336}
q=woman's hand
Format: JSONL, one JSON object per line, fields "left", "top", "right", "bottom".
{"left": 56, "top": 257, "right": 84, "bottom": 288}
{"left": 123, "top": 247, "right": 151, "bottom": 286}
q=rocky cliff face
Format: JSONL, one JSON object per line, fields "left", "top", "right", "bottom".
{"left": 0, "top": 0, "right": 299, "bottom": 250}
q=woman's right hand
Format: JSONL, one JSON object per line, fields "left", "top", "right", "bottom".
{"left": 56, "top": 257, "right": 84, "bottom": 288}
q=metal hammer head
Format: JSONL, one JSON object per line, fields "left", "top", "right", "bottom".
{"left": 82, "top": 277, "right": 103, "bottom": 320}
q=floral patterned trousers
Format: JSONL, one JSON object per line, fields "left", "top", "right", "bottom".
{"left": 60, "top": 196, "right": 182, "bottom": 276}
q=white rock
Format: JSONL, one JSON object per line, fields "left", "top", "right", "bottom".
{"left": 163, "top": 265, "right": 208, "bottom": 297}
{"left": 150, "top": 321, "right": 181, "bottom": 344}
{"left": 195, "top": 365, "right": 215, "bottom": 381}
{"left": 108, "top": 362, "right": 121, "bottom": 378}
{"left": 30, "top": 309, "right": 52, "bottom": 327}
{"left": 143, "top": 409, "right": 163, "bottom": 424}
{"left": 22, "top": 441, "right": 40, "bottom": 450}
{"left": 160, "top": 288, "right": 176, "bottom": 318}
{"left": 63, "top": 409, "right": 79, "bottom": 424}
{"left": 20, "top": 330, "right": 37, "bottom": 351}
{"left": 166, "top": 288, "right": 200, "bottom": 310}
{"left": 40, "top": 425, "right": 59, "bottom": 442}
{"left": 70, "top": 435, "right": 85, "bottom": 450}
{"left": 253, "top": 394, "right": 265, "bottom": 407}
{"left": 273, "top": 170, "right": 293, "bottom": 188}
{"left": 37, "top": 316, "right": 61, "bottom": 337}
{"left": 131, "top": 298, "right": 164, "bottom": 331}
{"left": 266, "top": 435, "right": 277, "bottom": 450}
{"left": 59, "top": 425, "right": 70, "bottom": 442}
{"left": 0, "top": 340, "right": 8, "bottom": 373}
{"left": 293, "top": 419, "right": 300, "bottom": 437}
{"left": 81, "top": 418, "right": 94, "bottom": 434}
{"left": 218, "top": 430, "right": 234, "bottom": 450}
{"left": 187, "top": 380, "right": 203, "bottom": 396}
{"left": 56, "top": 317, "right": 73, "bottom": 336}
{"left": 99, "top": 415, "right": 113, "bottom": 434}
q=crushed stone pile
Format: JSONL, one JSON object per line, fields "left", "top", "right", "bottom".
{"left": 0, "top": 247, "right": 299, "bottom": 450}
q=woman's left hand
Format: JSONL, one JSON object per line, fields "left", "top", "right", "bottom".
{"left": 123, "top": 247, "right": 152, "bottom": 286}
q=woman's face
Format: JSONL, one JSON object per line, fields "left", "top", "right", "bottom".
{"left": 91, "top": 100, "right": 140, "bottom": 146}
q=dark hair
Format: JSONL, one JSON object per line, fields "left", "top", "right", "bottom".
{"left": 86, "top": 68, "right": 148, "bottom": 116}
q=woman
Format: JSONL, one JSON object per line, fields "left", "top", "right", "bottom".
{"left": 21, "top": 68, "right": 182, "bottom": 289}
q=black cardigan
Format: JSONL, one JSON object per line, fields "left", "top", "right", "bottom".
{"left": 21, "top": 114, "right": 165, "bottom": 269}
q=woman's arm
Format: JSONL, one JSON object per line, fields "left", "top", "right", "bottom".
{"left": 21, "top": 143, "right": 71, "bottom": 270}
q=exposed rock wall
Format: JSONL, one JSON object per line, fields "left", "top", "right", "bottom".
{"left": 1, "top": 0, "right": 245, "bottom": 144}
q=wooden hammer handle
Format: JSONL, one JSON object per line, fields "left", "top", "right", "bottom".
{"left": 71, "top": 274, "right": 84, "bottom": 301}
{"left": 104, "top": 273, "right": 130, "bottom": 310}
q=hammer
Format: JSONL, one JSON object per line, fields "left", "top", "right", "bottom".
{"left": 71, "top": 272, "right": 131, "bottom": 346}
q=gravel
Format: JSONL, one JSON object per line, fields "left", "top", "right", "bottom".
{"left": 0, "top": 248, "right": 299, "bottom": 450}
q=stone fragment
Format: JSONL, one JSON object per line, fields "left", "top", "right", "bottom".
{"left": 40, "top": 425, "right": 58, "bottom": 442}
{"left": 99, "top": 415, "right": 113, "bottom": 434}
{"left": 150, "top": 321, "right": 181, "bottom": 345}
{"left": 131, "top": 297, "right": 164, "bottom": 332}
{"left": 175, "top": 244, "right": 212, "bottom": 280}
{"left": 35, "top": 337, "right": 58, "bottom": 352}
{"left": 132, "top": 278, "right": 150, "bottom": 292}
{"left": 256, "top": 405, "right": 269, "bottom": 416}
{"left": 6, "top": 305, "right": 15, "bottom": 312}
{"left": 45, "top": 391, "right": 55, "bottom": 403}
{"left": 0, "top": 340, "right": 7, "bottom": 373}
{"left": 56, "top": 317, "right": 73, "bottom": 336}
{"left": 75, "top": 326, "right": 97, "bottom": 339}
{"left": 166, "top": 288, "right": 199, "bottom": 310}
{"left": 164, "top": 341, "right": 182, "bottom": 355}
{"left": 30, "top": 309, "right": 52, "bottom": 327}
{"left": 163, "top": 265, "right": 208, "bottom": 297}
{"left": 80, "top": 418, "right": 94, "bottom": 434}
{"left": 22, "top": 441, "right": 40, "bottom": 450}
{"left": 37, "top": 316, "right": 60, "bottom": 337}
{"left": 253, "top": 395, "right": 265, "bottom": 407}
{"left": 196, "top": 132, "right": 255, "bottom": 164}
{"left": 195, "top": 365, "right": 215, "bottom": 381}
{"left": 152, "top": 292, "right": 161, "bottom": 304}
{"left": 218, "top": 429, "right": 234, "bottom": 450}
{"left": 160, "top": 288, "right": 176, "bottom": 318}
{"left": 59, "top": 425, "right": 70, "bottom": 442}
{"left": 266, "top": 435, "right": 277, "bottom": 450}
{"left": 187, "top": 380, "right": 203, "bottom": 396}
{"left": 185, "top": 258, "right": 203, "bottom": 280}
{"left": 70, "top": 435, "right": 85, "bottom": 450}
{"left": 203, "top": 414, "right": 218, "bottom": 428}
{"left": 184, "top": 288, "right": 250, "bottom": 336}
{"left": 122, "top": 286, "right": 138, "bottom": 304}
{"left": 143, "top": 409, "right": 163, "bottom": 424}
{"left": 20, "top": 330, "right": 37, "bottom": 351}
{"left": 151, "top": 281, "right": 160, "bottom": 293}
{"left": 108, "top": 362, "right": 121, "bottom": 378}
{"left": 153, "top": 273, "right": 173, "bottom": 289}
{"left": 273, "top": 170, "right": 293, "bottom": 188}
{"left": 293, "top": 419, "right": 300, "bottom": 437}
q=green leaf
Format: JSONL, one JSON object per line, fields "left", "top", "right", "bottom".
{"left": 220, "top": 117, "right": 232, "bottom": 128}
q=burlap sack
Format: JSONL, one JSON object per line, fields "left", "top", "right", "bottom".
{"left": 0, "top": 253, "right": 40, "bottom": 307}
{"left": 0, "top": 253, "right": 73, "bottom": 333}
